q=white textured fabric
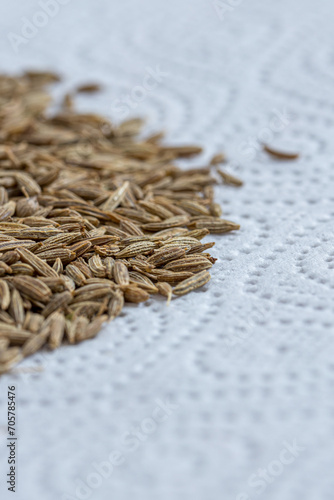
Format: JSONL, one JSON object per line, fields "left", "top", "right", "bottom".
{"left": 1, "top": 1, "right": 334, "bottom": 499}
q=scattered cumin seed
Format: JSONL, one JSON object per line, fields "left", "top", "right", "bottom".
{"left": 75, "top": 83, "right": 101, "bottom": 93}
{"left": 216, "top": 169, "right": 243, "bottom": 187}
{"left": 173, "top": 270, "right": 211, "bottom": 296}
{"left": 157, "top": 282, "right": 173, "bottom": 305}
{"left": 210, "top": 153, "right": 226, "bottom": 165}
{"left": 263, "top": 144, "right": 299, "bottom": 160}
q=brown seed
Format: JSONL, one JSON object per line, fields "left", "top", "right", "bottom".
{"left": 76, "top": 83, "right": 101, "bottom": 93}
{"left": 0, "top": 324, "right": 32, "bottom": 344}
{"left": 113, "top": 261, "right": 130, "bottom": 286}
{"left": 16, "top": 197, "right": 40, "bottom": 217}
{"left": 48, "top": 312, "right": 66, "bottom": 349}
{"left": 186, "top": 228, "right": 210, "bottom": 239}
{"left": 22, "top": 324, "right": 50, "bottom": 357}
{"left": 142, "top": 215, "right": 189, "bottom": 232}
{"left": 74, "top": 259, "right": 93, "bottom": 279}
{"left": 72, "top": 285, "right": 113, "bottom": 303}
{"left": 65, "top": 317, "right": 87, "bottom": 344}
{"left": 15, "top": 172, "right": 41, "bottom": 196}
{"left": 108, "top": 290, "right": 124, "bottom": 319}
{"left": 0, "top": 201, "right": 16, "bottom": 221}
{"left": 147, "top": 246, "right": 186, "bottom": 267}
{"left": 154, "top": 270, "right": 194, "bottom": 284}
{"left": 173, "top": 270, "right": 211, "bottom": 296}
{"left": 42, "top": 291, "right": 72, "bottom": 317}
{"left": 0, "top": 187, "right": 8, "bottom": 206}
{"left": 17, "top": 247, "right": 58, "bottom": 277}
{"left": 216, "top": 169, "right": 243, "bottom": 187}
{"left": 9, "top": 288, "right": 25, "bottom": 326}
{"left": 115, "top": 241, "right": 157, "bottom": 258}
{"left": 36, "top": 232, "right": 82, "bottom": 252}
{"left": 157, "top": 282, "right": 173, "bottom": 305}
{"left": 0, "top": 279, "right": 10, "bottom": 310}
{"left": 0, "top": 240, "right": 37, "bottom": 252}
{"left": 88, "top": 254, "right": 106, "bottom": 278}
{"left": 263, "top": 144, "right": 299, "bottom": 160}
{"left": 5, "top": 226, "right": 62, "bottom": 238}
{"left": 210, "top": 153, "right": 226, "bottom": 165}
{"left": 0, "top": 347, "right": 23, "bottom": 368}
{"left": 176, "top": 200, "right": 211, "bottom": 216}
{"left": 210, "top": 202, "right": 223, "bottom": 217}
{"left": 189, "top": 219, "right": 240, "bottom": 233}
{"left": 120, "top": 219, "right": 144, "bottom": 236}
{"left": 66, "top": 264, "right": 87, "bottom": 286}
{"left": 53, "top": 257, "right": 63, "bottom": 274}
{"left": 68, "top": 240, "right": 92, "bottom": 258}
{"left": 0, "top": 262, "right": 13, "bottom": 275}
{"left": 123, "top": 285, "right": 150, "bottom": 303}
{"left": 164, "top": 255, "right": 212, "bottom": 272}
{"left": 186, "top": 241, "right": 215, "bottom": 254}
{"left": 36, "top": 248, "right": 76, "bottom": 264}
{"left": 24, "top": 313, "right": 44, "bottom": 333}
{"left": 0, "top": 311, "right": 15, "bottom": 325}
{"left": 159, "top": 145, "right": 203, "bottom": 157}
{"left": 76, "top": 316, "right": 107, "bottom": 342}
{"left": 101, "top": 181, "right": 129, "bottom": 211}
{"left": 162, "top": 236, "right": 199, "bottom": 247}
{"left": 129, "top": 271, "right": 158, "bottom": 293}
{"left": 138, "top": 200, "right": 174, "bottom": 219}
{"left": 104, "top": 257, "right": 115, "bottom": 279}
{"left": 11, "top": 276, "right": 52, "bottom": 302}
{"left": 0, "top": 337, "right": 10, "bottom": 350}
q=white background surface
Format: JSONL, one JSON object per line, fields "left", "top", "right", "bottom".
{"left": 1, "top": 0, "right": 334, "bottom": 499}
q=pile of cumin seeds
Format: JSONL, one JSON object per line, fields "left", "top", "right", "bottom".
{"left": 0, "top": 70, "right": 241, "bottom": 374}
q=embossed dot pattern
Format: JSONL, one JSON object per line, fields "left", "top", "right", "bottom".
{"left": 0, "top": 1, "right": 334, "bottom": 499}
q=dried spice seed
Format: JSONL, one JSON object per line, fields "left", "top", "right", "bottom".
{"left": 210, "top": 202, "right": 223, "bottom": 217}
{"left": 48, "top": 312, "right": 66, "bottom": 350}
{"left": 9, "top": 288, "right": 25, "bottom": 326}
{"left": 157, "top": 282, "right": 173, "bottom": 305}
{"left": 17, "top": 247, "right": 58, "bottom": 277}
{"left": 24, "top": 313, "right": 44, "bottom": 333}
{"left": 186, "top": 241, "right": 215, "bottom": 254}
{"left": 11, "top": 276, "right": 52, "bottom": 303}
{"left": 76, "top": 83, "right": 101, "bottom": 93}
{"left": 0, "top": 325, "right": 33, "bottom": 344}
{"left": 176, "top": 200, "right": 211, "bottom": 216}
{"left": 189, "top": 219, "right": 240, "bottom": 234}
{"left": 0, "top": 279, "right": 10, "bottom": 310}
{"left": 147, "top": 246, "right": 186, "bottom": 267}
{"left": 216, "top": 169, "right": 243, "bottom": 187}
{"left": 124, "top": 285, "right": 150, "bottom": 303}
{"left": 115, "top": 241, "right": 157, "bottom": 258}
{"left": 76, "top": 316, "right": 107, "bottom": 342}
{"left": 0, "top": 71, "right": 243, "bottom": 373}
{"left": 42, "top": 291, "right": 72, "bottom": 317}
{"left": 263, "top": 144, "right": 299, "bottom": 160}
{"left": 22, "top": 325, "right": 50, "bottom": 357}
{"left": 113, "top": 261, "right": 130, "bottom": 286}
{"left": 173, "top": 271, "right": 211, "bottom": 296}
{"left": 101, "top": 182, "right": 130, "bottom": 212}
{"left": 66, "top": 264, "right": 87, "bottom": 287}
{"left": 88, "top": 254, "right": 106, "bottom": 278}
{"left": 210, "top": 153, "right": 226, "bottom": 165}
{"left": 164, "top": 255, "right": 213, "bottom": 272}
{"left": 142, "top": 215, "right": 189, "bottom": 232}
{"left": 108, "top": 290, "right": 124, "bottom": 320}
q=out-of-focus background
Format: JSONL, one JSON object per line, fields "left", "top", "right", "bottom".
{"left": 1, "top": 0, "right": 334, "bottom": 499}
